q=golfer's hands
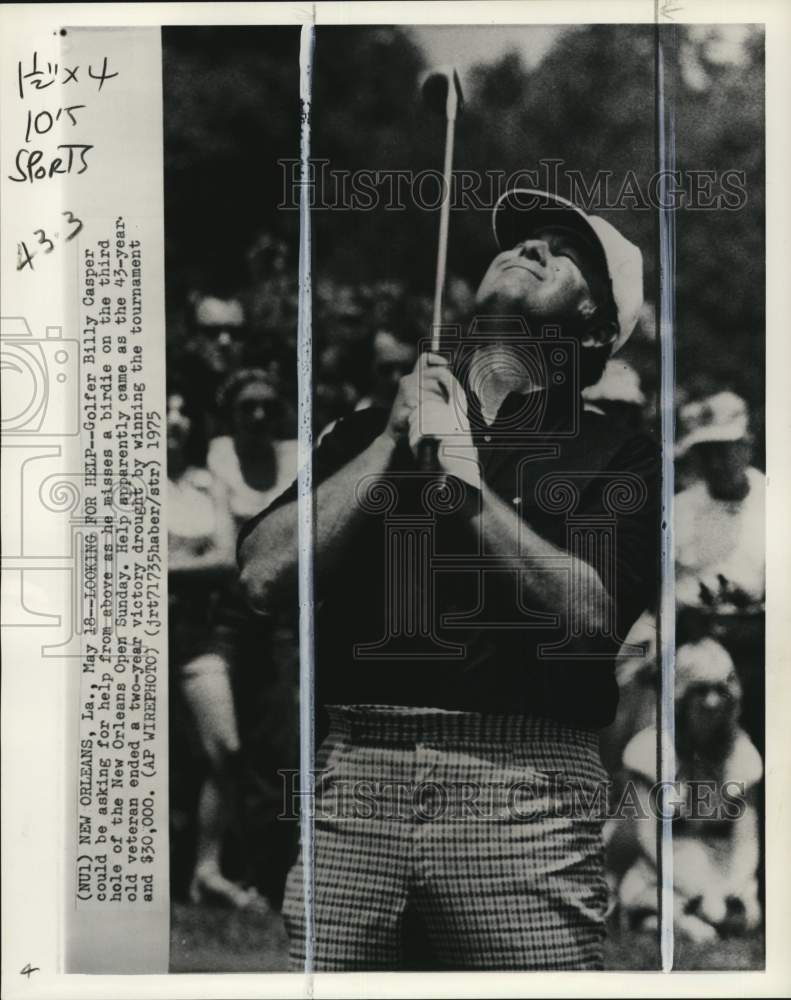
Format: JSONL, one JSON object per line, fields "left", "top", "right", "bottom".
{"left": 384, "top": 352, "right": 480, "bottom": 490}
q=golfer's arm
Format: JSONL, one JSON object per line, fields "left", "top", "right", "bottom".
{"left": 468, "top": 483, "right": 614, "bottom": 650}
{"left": 168, "top": 551, "right": 235, "bottom": 580}
{"left": 239, "top": 431, "right": 396, "bottom": 612}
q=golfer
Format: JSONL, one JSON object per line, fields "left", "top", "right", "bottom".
{"left": 239, "top": 190, "right": 659, "bottom": 970}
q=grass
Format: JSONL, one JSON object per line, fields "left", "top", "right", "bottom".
{"left": 170, "top": 902, "right": 289, "bottom": 973}
{"left": 170, "top": 902, "right": 764, "bottom": 973}
{"left": 604, "top": 914, "right": 764, "bottom": 971}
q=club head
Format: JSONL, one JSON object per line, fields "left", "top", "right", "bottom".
{"left": 420, "top": 66, "right": 464, "bottom": 118}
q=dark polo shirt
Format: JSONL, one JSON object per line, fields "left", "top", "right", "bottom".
{"left": 239, "top": 386, "right": 659, "bottom": 729}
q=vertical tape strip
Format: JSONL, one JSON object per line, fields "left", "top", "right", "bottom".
{"left": 656, "top": 20, "right": 677, "bottom": 973}
{"left": 297, "top": 17, "right": 316, "bottom": 988}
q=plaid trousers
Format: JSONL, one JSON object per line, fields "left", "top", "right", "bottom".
{"left": 282, "top": 705, "right": 610, "bottom": 971}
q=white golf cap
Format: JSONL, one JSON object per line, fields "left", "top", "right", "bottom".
{"left": 675, "top": 390, "right": 750, "bottom": 457}
{"left": 492, "top": 189, "right": 643, "bottom": 353}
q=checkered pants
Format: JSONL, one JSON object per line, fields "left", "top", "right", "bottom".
{"left": 282, "top": 706, "right": 610, "bottom": 971}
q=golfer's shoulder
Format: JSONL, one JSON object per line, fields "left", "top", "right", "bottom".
{"left": 317, "top": 406, "right": 390, "bottom": 462}
{"left": 581, "top": 409, "right": 660, "bottom": 479}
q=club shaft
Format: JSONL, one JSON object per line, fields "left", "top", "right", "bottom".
{"left": 424, "top": 72, "right": 459, "bottom": 473}
{"left": 431, "top": 111, "right": 456, "bottom": 347}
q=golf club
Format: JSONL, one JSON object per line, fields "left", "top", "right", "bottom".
{"left": 418, "top": 66, "right": 464, "bottom": 472}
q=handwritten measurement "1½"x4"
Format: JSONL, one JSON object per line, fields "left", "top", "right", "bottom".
{"left": 17, "top": 210, "right": 84, "bottom": 272}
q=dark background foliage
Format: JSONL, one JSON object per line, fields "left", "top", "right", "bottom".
{"left": 163, "top": 23, "right": 764, "bottom": 412}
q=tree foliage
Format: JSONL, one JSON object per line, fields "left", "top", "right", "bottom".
{"left": 162, "top": 24, "right": 764, "bottom": 408}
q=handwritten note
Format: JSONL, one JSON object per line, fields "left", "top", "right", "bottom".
{"left": 10, "top": 49, "right": 118, "bottom": 182}
{"left": 10, "top": 42, "right": 119, "bottom": 275}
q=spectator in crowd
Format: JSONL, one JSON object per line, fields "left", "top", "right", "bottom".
{"left": 167, "top": 385, "right": 236, "bottom": 585}
{"left": 247, "top": 233, "right": 289, "bottom": 289}
{"left": 182, "top": 292, "right": 249, "bottom": 433}
{"left": 355, "top": 329, "right": 418, "bottom": 413}
{"left": 600, "top": 607, "right": 658, "bottom": 778}
{"left": 588, "top": 358, "right": 654, "bottom": 776}
{"left": 204, "top": 368, "right": 300, "bottom": 905}
{"left": 674, "top": 391, "right": 765, "bottom": 612}
{"left": 318, "top": 328, "right": 418, "bottom": 442}
{"left": 208, "top": 367, "right": 298, "bottom": 528}
{"left": 167, "top": 386, "right": 256, "bottom": 908}
{"left": 246, "top": 234, "right": 300, "bottom": 385}
{"left": 314, "top": 341, "right": 360, "bottom": 438}
{"left": 617, "top": 636, "right": 762, "bottom": 942}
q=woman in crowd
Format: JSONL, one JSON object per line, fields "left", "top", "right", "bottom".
{"left": 208, "top": 367, "right": 298, "bottom": 530}
{"left": 167, "top": 384, "right": 259, "bottom": 909}
{"left": 206, "top": 368, "right": 299, "bottom": 906}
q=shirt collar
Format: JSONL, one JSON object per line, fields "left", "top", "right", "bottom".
{"left": 465, "top": 383, "right": 577, "bottom": 437}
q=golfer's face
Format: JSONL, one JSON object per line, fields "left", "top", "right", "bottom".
{"left": 476, "top": 229, "right": 597, "bottom": 325}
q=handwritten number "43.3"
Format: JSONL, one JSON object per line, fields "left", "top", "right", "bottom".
{"left": 17, "top": 210, "right": 83, "bottom": 271}
{"left": 33, "top": 228, "right": 54, "bottom": 253}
